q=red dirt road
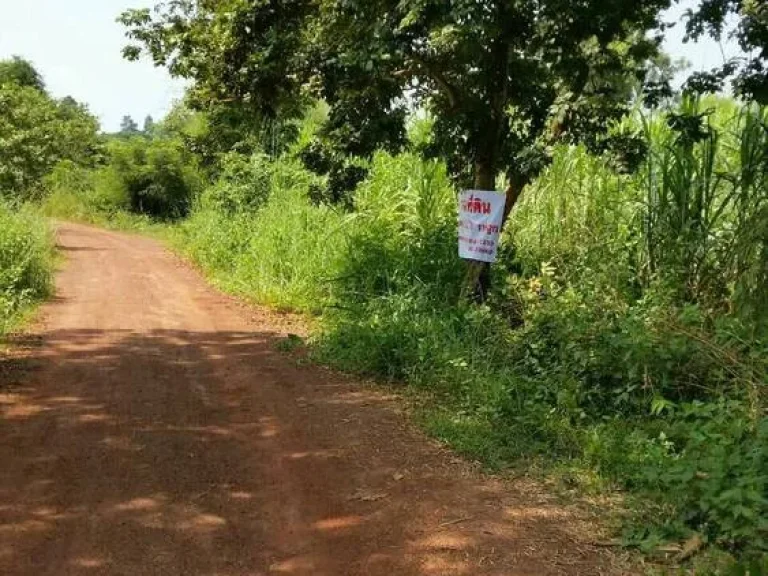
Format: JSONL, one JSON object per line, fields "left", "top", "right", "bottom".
{"left": 0, "top": 223, "right": 614, "bottom": 575}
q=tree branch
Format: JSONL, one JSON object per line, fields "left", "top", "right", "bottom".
{"left": 403, "top": 53, "right": 462, "bottom": 110}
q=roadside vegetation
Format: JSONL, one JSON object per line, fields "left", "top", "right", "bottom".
{"left": 0, "top": 57, "right": 68, "bottom": 337}
{"left": 1, "top": 0, "right": 766, "bottom": 570}
{"left": 176, "top": 101, "right": 768, "bottom": 572}
{"left": 0, "top": 204, "right": 53, "bottom": 338}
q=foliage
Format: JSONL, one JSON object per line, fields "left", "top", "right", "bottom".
{"left": 199, "top": 152, "right": 274, "bottom": 216}
{"left": 105, "top": 136, "right": 204, "bottom": 220}
{"left": 684, "top": 0, "right": 768, "bottom": 104}
{"left": 638, "top": 99, "right": 768, "bottom": 318}
{"left": 177, "top": 156, "right": 345, "bottom": 310}
{"left": 119, "top": 115, "right": 140, "bottom": 136}
{"left": 336, "top": 152, "right": 462, "bottom": 304}
{"left": 41, "top": 160, "right": 131, "bottom": 220}
{"left": 120, "top": 0, "right": 671, "bottom": 198}
{"left": 143, "top": 115, "right": 155, "bottom": 135}
{"left": 0, "top": 204, "right": 53, "bottom": 336}
{"left": 172, "top": 97, "right": 767, "bottom": 566}
{"left": 120, "top": 1, "right": 312, "bottom": 123}
{"left": 36, "top": 109, "right": 205, "bottom": 224}
{"left": 628, "top": 400, "right": 768, "bottom": 555}
{"left": 0, "top": 56, "right": 45, "bottom": 91}
{"left": 0, "top": 81, "right": 100, "bottom": 200}
{"left": 156, "top": 100, "right": 299, "bottom": 174}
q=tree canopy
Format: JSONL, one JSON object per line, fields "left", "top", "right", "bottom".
{"left": 684, "top": 0, "right": 767, "bottom": 103}
{"left": 120, "top": 0, "right": 673, "bottom": 199}
{"left": 0, "top": 56, "right": 45, "bottom": 92}
{"left": 0, "top": 59, "right": 100, "bottom": 199}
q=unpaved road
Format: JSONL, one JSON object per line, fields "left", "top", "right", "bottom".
{"left": 0, "top": 223, "right": 613, "bottom": 575}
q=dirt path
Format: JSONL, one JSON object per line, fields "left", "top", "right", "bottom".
{"left": 0, "top": 223, "right": 616, "bottom": 576}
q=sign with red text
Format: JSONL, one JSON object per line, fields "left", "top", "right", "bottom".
{"left": 458, "top": 190, "right": 506, "bottom": 263}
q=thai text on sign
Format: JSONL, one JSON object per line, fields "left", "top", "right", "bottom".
{"left": 458, "top": 190, "right": 506, "bottom": 263}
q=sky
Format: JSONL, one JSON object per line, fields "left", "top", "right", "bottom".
{"left": 661, "top": 0, "right": 742, "bottom": 86}
{"left": 0, "top": 0, "right": 187, "bottom": 132}
{"left": 0, "top": 0, "right": 743, "bottom": 133}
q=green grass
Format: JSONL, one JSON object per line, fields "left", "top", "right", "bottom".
{"left": 37, "top": 97, "right": 766, "bottom": 571}
{"left": 41, "top": 188, "right": 164, "bottom": 235}
{"left": 173, "top": 157, "right": 349, "bottom": 312}
{"left": 0, "top": 204, "right": 54, "bottom": 337}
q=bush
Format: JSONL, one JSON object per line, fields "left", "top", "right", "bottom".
{"left": 108, "top": 136, "right": 203, "bottom": 220}
{"left": 41, "top": 161, "right": 131, "bottom": 219}
{"left": 337, "top": 152, "right": 462, "bottom": 305}
{"left": 178, "top": 156, "right": 347, "bottom": 310}
{"left": 0, "top": 204, "right": 53, "bottom": 335}
{"left": 199, "top": 152, "right": 273, "bottom": 215}
{"left": 636, "top": 401, "right": 768, "bottom": 555}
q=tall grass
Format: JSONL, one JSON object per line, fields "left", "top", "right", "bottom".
{"left": 638, "top": 99, "right": 768, "bottom": 313}
{"left": 0, "top": 203, "right": 53, "bottom": 336}
{"left": 177, "top": 157, "right": 349, "bottom": 311}
{"left": 141, "top": 97, "right": 768, "bottom": 566}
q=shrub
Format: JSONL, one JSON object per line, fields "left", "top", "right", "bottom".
{"left": 108, "top": 136, "right": 203, "bottom": 220}
{"left": 337, "top": 152, "right": 463, "bottom": 305}
{"left": 199, "top": 152, "right": 273, "bottom": 215}
{"left": 178, "top": 156, "right": 346, "bottom": 310}
{"left": 0, "top": 204, "right": 52, "bottom": 335}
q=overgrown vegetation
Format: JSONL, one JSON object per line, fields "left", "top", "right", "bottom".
{"left": 0, "top": 58, "right": 100, "bottom": 202}
{"left": 0, "top": 204, "right": 53, "bottom": 337}
{"left": 1, "top": 1, "right": 766, "bottom": 570}
{"left": 167, "top": 99, "right": 768, "bottom": 570}
{"left": 40, "top": 113, "right": 205, "bottom": 227}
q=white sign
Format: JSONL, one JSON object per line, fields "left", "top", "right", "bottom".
{"left": 458, "top": 190, "right": 506, "bottom": 263}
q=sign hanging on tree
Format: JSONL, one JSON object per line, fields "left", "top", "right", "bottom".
{"left": 458, "top": 190, "right": 506, "bottom": 263}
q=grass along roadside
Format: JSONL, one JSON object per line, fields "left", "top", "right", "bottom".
{"left": 0, "top": 205, "right": 54, "bottom": 340}
{"left": 32, "top": 99, "right": 768, "bottom": 573}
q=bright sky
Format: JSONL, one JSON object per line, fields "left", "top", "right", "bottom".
{"left": 661, "top": 0, "right": 742, "bottom": 86}
{"left": 0, "top": 0, "right": 744, "bottom": 133}
{"left": 0, "top": 0, "right": 187, "bottom": 132}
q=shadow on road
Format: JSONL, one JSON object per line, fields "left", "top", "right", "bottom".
{"left": 0, "top": 328, "right": 609, "bottom": 576}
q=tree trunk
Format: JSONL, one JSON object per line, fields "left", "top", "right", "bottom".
{"left": 502, "top": 176, "right": 525, "bottom": 226}
{"left": 473, "top": 159, "right": 496, "bottom": 191}
{"left": 461, "top": 170, "right": 527, "bottom": 304}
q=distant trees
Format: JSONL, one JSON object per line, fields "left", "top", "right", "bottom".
{"left": 0, "top": 58, "right": 100, "bottom": 200}
{"left": 105, "top": 135, "right": 202, "bottom": 219}
{"left": 119, "top": 115, "right": 140, "bottom": 136}
{"left": 97, "top": 109, "right": 205, "bottom": 219}
{"left": 143, "top": 115, "right": 155, "bottom": 135}
{"left": 0, "top": 56, "right": 45, "bottom": 92}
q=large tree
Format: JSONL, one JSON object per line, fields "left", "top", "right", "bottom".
{"left": 121, "top": 0, "right": 673, "bottom": 294}
{"left": 0, "top": 60, "right": 100, "bottom": 199}
{"left": 122, "top": 1, "right": 670, "bottom": 189}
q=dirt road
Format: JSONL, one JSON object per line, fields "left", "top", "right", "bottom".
{"left": 0, "top": 223, "right": 613, "bottom": 575}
